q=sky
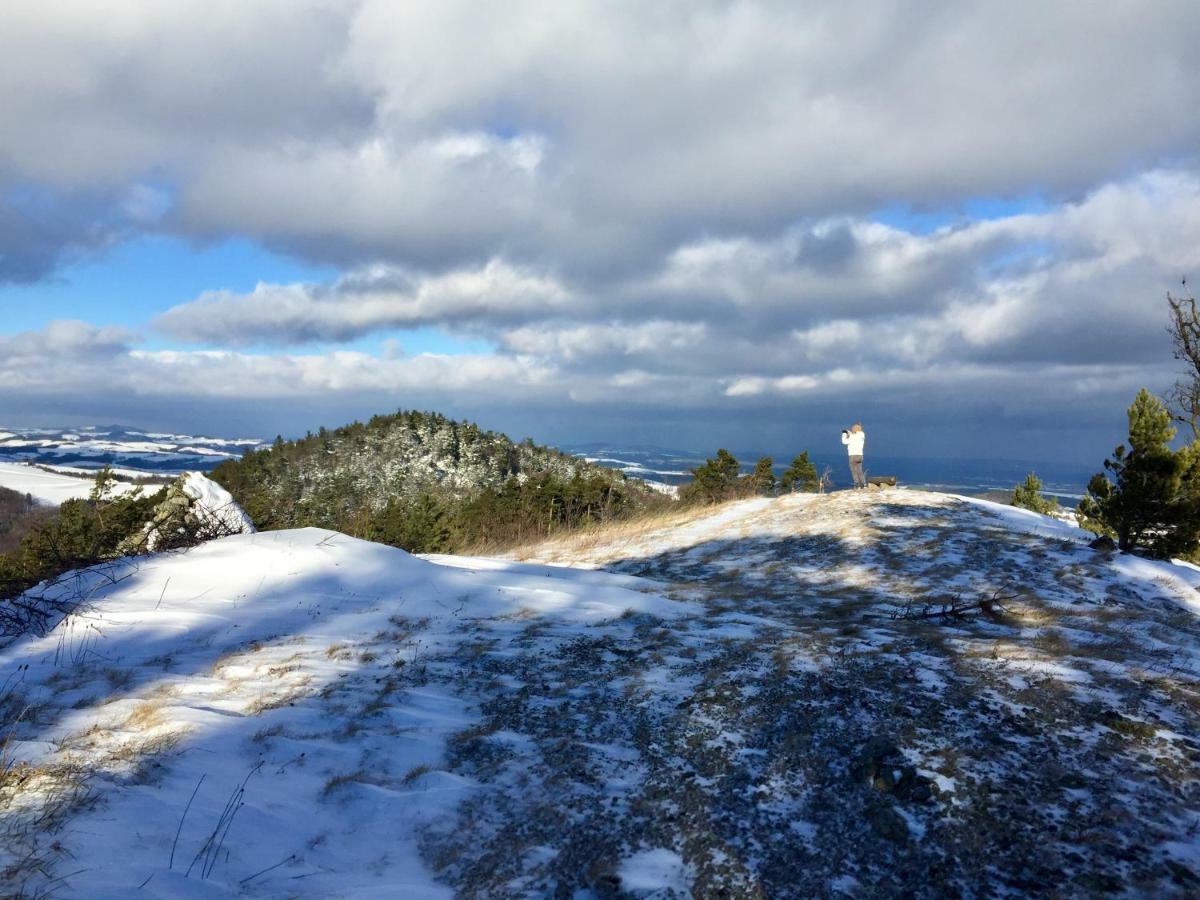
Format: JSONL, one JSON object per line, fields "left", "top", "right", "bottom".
{"left": 2, "top": 1, "right": 1199, "bottom": 465}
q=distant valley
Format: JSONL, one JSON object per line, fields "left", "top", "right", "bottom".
{"left": 0, "top": 425, "right": 263, "bottom": 475}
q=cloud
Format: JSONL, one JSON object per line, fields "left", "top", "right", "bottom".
{"left": 0, "top": 189, "right": 133, "bottom": 282}
{"left": 1, "top": 2, "right": 1199, "bottom": 275}
{"left": 155, "top": 259, "right": 570, "bottom": 344}
{"left": 4, "top": 4, "right": 1200, "bottom": 463}
{"left": 0, "top": 316, "right": 1179, "bottom": 464}
{"left": 0, "top": 320, "right": 137, "bottom": 389}
{"left": 155, "top": 170, "right": 1200, "bottom": 376}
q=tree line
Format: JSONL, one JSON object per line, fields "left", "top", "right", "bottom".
{"left": 678, "top": 449, "right": 826, "bottom": 504}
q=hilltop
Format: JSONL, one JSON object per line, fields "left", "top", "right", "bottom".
{"left": 2, "top": 489, "right": 1199, "bottom": 896}
{"left": 209, "top": 410, "right": 643, "bottom": 537}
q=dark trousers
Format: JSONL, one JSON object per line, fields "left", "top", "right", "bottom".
{"left": 848, "top": 455, "right": 865, "bottom": 488}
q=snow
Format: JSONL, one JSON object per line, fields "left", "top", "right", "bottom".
{"left": 642, "top": 479, "right": 680, "bottom": 496}
{"left": 22, "top": 462, "right": 167, "bottom": 481}
{"left": 181, "top": 471, "right": 257, "bottom": 537}
{"left": 0, "top": 425, "right": 262, "bottom": 476}
{"left": 956, "top": 494, "right": 1089, "bottom": 542}
{"left": 0, "top": 529, "right": 697, "bottom": 896}
{"left": 617, "top": 848, "right": 693, "bottom": 894}
{"left": 0, "top": 461, "right": 138, "bottom": 505}
{"left": 6, "top": 487, "right": 1200, "bottom": 895}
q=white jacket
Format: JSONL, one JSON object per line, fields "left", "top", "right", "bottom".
{"left": 842, "top": 429, "right": 865, "bottom": 455}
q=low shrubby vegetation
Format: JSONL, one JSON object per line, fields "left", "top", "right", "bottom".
{"left": 0, "top": 470, "right": 252, "bottom": 636}
{"left": 0, "top": 472, "right": 161, "bottom": 597}
{"left": 1011, "top": 473, "right": 1058, "bottom": 515}
{"left": 0, "top": 486, "right": 54, "bottom": 556}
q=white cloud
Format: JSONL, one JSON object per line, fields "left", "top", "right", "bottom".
{"left": 156, "top": 259, "right": 570, "bottom": 344}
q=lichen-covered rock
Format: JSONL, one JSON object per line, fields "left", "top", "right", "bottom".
{"left": 120, "top": 472, "right": 255, "bottom": 553}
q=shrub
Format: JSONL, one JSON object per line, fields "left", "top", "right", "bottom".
{"left": 1012, "top": 473, "right": 1058, "bottom": 515}
{"left": 1, "top": 469, "right": 164, "bottom": 605}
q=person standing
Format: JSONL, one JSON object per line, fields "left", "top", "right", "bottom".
{"left": 841, "top": 423, "right": 866, "bottom": 489}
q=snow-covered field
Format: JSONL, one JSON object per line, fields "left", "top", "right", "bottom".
{"left": 0, "top": 426, "right": 261, "bottom": 475}
{"left": 3, "top": 489, "right": 1200, "bottom": 896}
{"left": 0, "top": 461, "right": 140, "bottom": 506}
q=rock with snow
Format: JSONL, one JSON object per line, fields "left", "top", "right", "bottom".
{"left": 126, "top": 471, "right": 255, "bottom": 552}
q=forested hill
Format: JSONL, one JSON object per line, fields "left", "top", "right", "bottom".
{"left": 210, "top": 410, "right": 644, "bottom": 544}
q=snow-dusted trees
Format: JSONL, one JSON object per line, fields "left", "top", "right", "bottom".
{"left": 1078, "top": 389, "right": 1200, "bottom": 557}
{"left": 210, "top": 410, "right": 660, "bottom": 552}
{"left": 211, "top": 410, "right": 630, "bottom": 531}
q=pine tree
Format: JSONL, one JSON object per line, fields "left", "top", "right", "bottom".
{"left": 1012, "top": 473, "right": 1057, "bottom": 515}
{"left": 780, "top": 452, "right": 819, "bottom": 493}
{"left": 1078, "top": 389, "right": 1200, "bottom": 557}
{"left": 749, "top": 457, "right": 776, "bottom": 496}
{"left": 681, "top": 449, "right": 741, "bottom": 504}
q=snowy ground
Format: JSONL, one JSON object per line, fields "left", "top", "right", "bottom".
{"left": 0, "top": 462, "right": 139, "bottom": 506}
{"left": 3, "top": 489, "right": 1200, "bottom": 896}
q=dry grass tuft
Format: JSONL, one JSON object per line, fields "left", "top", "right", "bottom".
{"left": 321, "top": 770, "right": 366, "bottom": 798}
{"left": 402, "top": 763, "right": 433, "bottom": 785}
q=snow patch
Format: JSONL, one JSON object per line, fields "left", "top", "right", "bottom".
{"left": 618, "top": 848, "right": 693, "bottom": 894}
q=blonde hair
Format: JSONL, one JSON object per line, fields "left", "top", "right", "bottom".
{"left": 852, "top": 422, "right": 863, "bottom": 432}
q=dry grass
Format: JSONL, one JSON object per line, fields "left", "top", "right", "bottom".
{"left": 321, "top": 770, "right": 366, "bottom": 798}
{"left": 402, "top": 763, "right": 433, "bottom": 785}
{"left": 499, "top": 503, "right": 721, "bottom": 564}
{"left": 0, "top": 757, "right": 94, "bottom": 892}
{"left": 244, "top": 678, "right": 314, "bottom": 716}
{"left": 121, "top": 699, "right": 167, "bottom": 731}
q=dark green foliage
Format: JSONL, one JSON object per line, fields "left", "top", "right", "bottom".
{"left": 1012, "top": 473, "right": 1058, "bottom": 515}
{"left": 370, "top": 494, "right": 453, "bottom": 554}
{"left": 780, "top": 452, "right": 819, "bottom": 493}
{"left": 0, "top": 469, "right": 165, "bottom": 603}
{"left": 749, "top": 457, "right": 777, "bottom": 496}
{"left": 681, "top": 449, "right": 742, "bottom": 504}
{"left": 454, "top": 472, "right": 636, "bottom": 549}
{"left": 1078, "top": 389, "right": 1200, "bottom": 558}
{"left": 212, "top": 410, "right": 661, "bottom": 553}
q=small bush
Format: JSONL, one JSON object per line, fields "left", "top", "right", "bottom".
{"left": 1012, "top": 473, "right": 1058, "bottom": 515}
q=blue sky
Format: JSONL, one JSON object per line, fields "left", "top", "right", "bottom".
{"left": 1, "top": 2, "right": 1198, "bottom": 463}
{"left": 0, "top": 236, "right": 493, "bottom": 357}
